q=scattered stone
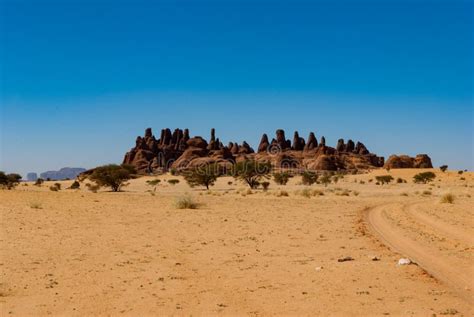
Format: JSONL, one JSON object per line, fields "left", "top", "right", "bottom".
{"left": 398, "top": 258, "right": 413, "bottom": 266}
{"left": 338, "top": 257, "right": 354, "bottom": 263}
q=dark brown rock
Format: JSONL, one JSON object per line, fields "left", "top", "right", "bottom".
{"left": 336, "top": 139, "right": 345, "bottom": 152}
{"left": 304, "top": 132, "right": 318, "bottom": 151}
{"left": 258, "top": 134, "right": 270, "bottom": 153}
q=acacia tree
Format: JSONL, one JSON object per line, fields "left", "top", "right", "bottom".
{"left": 0, "top": 172, "right": 22, "bottom": 189}
{"left": 184, "top": 163, "right": 220, "bottom": 190}
{"left": 413, "top": 172, "right": 436, "bottom": 184}
{"left": 234, "top": 160, "right": 271, "bottom": 189}
{"left": 88, "top": 164, "right": 135, "bottom": 192}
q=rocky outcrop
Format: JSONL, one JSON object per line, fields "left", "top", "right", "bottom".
{"left": 384, "top": 154, "right": 433, "bottom": 169}
{"left": 123, "top": 128, "right": 429, "bottom": 174}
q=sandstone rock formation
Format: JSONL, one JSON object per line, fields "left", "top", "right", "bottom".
{"left": 123, "top": 128, "right": 431, "bottom": 174}
{"left": 384, "top": 154, "right": 433, "bottom": 169}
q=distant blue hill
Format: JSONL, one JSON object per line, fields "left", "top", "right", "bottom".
{"left": 40, "top": 167, "right": 86, "bottom": 180}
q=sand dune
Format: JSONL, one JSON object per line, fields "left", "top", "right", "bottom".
{"left": 1, "top": 169, "right": 472, "bottom": 316}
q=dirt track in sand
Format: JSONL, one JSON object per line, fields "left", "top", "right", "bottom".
{"left": 365, "top": 202, "right": 473, "bottom": 303}
{"left": 1, "top": 169, "right": 473, "bottom": 315}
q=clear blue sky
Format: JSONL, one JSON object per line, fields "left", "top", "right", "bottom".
{"left": 1, "top": 0, "right": 472, "bottom": 176}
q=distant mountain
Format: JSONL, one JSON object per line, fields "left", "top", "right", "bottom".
{"left": 26, "top": 172, "right": 38, "bottom": 181}
{"left": 40, "top": 167, "right": 86, "bottom": 180}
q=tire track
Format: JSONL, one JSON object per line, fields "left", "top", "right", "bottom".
{"left": 365, "top": 203, "right": 473, "bottom": 303}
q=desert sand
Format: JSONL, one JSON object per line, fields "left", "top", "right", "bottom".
{"left": 1, "top": 169, "right": 473, "bottom": 316}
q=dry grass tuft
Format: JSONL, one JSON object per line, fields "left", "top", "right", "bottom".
{"left": 174, "top": 195, "right": 199, "bottom": 209}
{"left": 440, "top": 193, "right": 455, "bottom": 204}
{"left": 275, "top": 190, "right": 289, "bottom": 197}
{"left": 29, "top": 202, "right": 42, "bottom": 209}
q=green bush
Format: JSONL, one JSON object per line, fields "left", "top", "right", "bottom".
{"left": 301, "top": 171, "right": 318, "bottom": 185}
{"left": 319, "top": 174, "right": 332, "bottom": 187}
{"left": 183, "top": 163, "right": 219, "bottom": 190}
{"left": 87, "top": 164, "right": 135, "bottom": 192}
{"left": 168, "top": 179, "right": 180, "bottom": 185}
{"left": 146, "top": 179, "right": 161, "bottom": 186}
{"left": 413, "top": 172, "right": 436, "bottom": 184}
{"left": 375, "top": 175, "right": 394, "bottom": 185}
{"left": 234, "top": 160, "right": 271, "bottom": 189}
{"left": 273, "top": 172, "right": 291, "bottom": 185}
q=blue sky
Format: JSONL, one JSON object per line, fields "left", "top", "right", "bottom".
{"left": 1, "top": 0, "right": 472, "bottom": 176}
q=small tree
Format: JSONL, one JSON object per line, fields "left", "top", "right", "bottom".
{"left": 234, "top": 160, "right": 271, "bottom": 189}
{"left": 0, "top": 172, "right": 22, "bottom": 189}
{"left": 319, "top": 174, "right": 332, "bottom": 187}
{"left": 413, "top": 172, "right": 436, "bottom": 184}
{"left": 183, "top": 163, "right": 219, "bottom": 190}
{"left": 273, "top": 172, "right": 291, "bottom": 185}
{"left": 69, "top": 181, "right": 80, "bottom": 189}
{"left": 301, "top": 171, "right": 318, "bottom": 185}
{"left": 439, "top": 165, "right": 448, "bottom": 172}
{"left": 88, "top": 164, "right": 134, "bottom": 192}
{"left": 375, "top": 175, "right": 394, "bottom": 185}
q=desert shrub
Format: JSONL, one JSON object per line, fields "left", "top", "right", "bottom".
{"left": 174, "top": 195, "right": 198, "bottom": 209}
{"left": 34, "top": 178, "right": 44, "bottom": 186}
{"left": 439, "top": 165, "right": 448, "bottom": 172}
{"left": 87, "top": 164, "right": 134, "bottom": 192}
{"left": 319, "top": 174, "right": 332, "bottom": 187}
{"left": 29, "top": 202, "right": 42, "bottom": 209}
{"left": 413, "top": 172, "right": 436, "bottom": 184}
{"left": 440, "top": 193, "right": 455, "bottom": 204}
{"left": 458, "top": 170, "right": 463, "bottom": 175}
{"left": 69, "top": 181, "right": 80, "bottom": 189}
{"left": 146, "top": 179, "right": 161, "bottom": 186}
{"left": 301, "top": 171, "right": 318, "bottom": 185}
{"left": 168, "top": 179, "right": 180, "bottom": 186}
{"left": 49, "top": 186, "right": 59, "bottom": 192}
{"left": 353, "top": 191, "right": 360, "bottom": 196}
{"left": 227, "top": 181, "right": 233, "bottom": 185}
{"left": 422, "top": 190, "right": 432, "bottom": 196}
{"left": 332, "top": 176, "right": 340, "bottom": 184}
{"left": 275, "top": 190, "right": 289, "bottom": 197}
{"left": 336, "top": 190, "right": 350, "bottom": 196}
{"left": 170, "top": 168, "right": 178, "bottom": 176}
{"left": 273, "top": 172, "right": 291, "bottom": 185}
{"left": 261, "top": 181, "right": 270, "bottom": 191}
{"left": 375, "top": 182, "right": 380, "bottom": 185}
{"left": 375, "top": 175, "right": 394, "bottom": 185}
{"left": 368, "top": 179, "right": 373, "bottom": 183}
{"left": 400, "top": 192, "right": 408, "bottom": 196}
{"left": 300, "top": 188, "right": 312, "bottom": 198}
{"left": 359, "top": 180, "right": 365, "bottom": 184}
{"left": 183, "top": 163, "right": 219, "bottom": 190}
{"left": 234, "top": 160, "right": 271, "bottom": 189}
{"left": 396, "top": 178, "right": 406, "bottom": 184}
{"left": 0, "top": 172, "right": 22, "bottom": 189}
{"left": 86, "top": 183, "right": 101, "bottom": 193}
{"left": 460, "top": 177, "right": 466, "bottom": 181}
{"left": 54, "top": 183, "right": 61, "bottom": 190}
{"left": 312, "top": 189, "right": 324, "bottom": 196}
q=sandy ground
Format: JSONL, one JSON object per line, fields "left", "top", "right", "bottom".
{"left": 1, "top": 169, "right": 473, "bottom": 316}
